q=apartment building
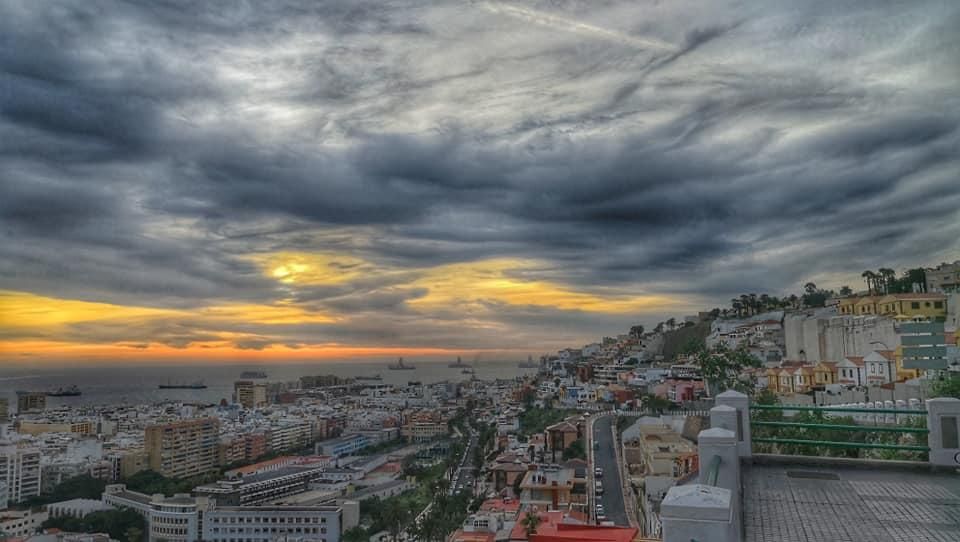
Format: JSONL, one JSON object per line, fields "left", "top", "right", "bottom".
{"left": 926, "top": 261, "right": 960, "bottom": 293}
{"left": 145, "top": 418, "right": 221, "bottom": 478}
{"left": 0, "top": 441, "right": 42, "bottom": 504}
{"left": 235, "top": 381, "right": 268, "bottom": 409}
{"left": 16, "top": 391, "right": 46, "bottom": 413}
{"left": 0, "top": 398, "right": 8, "bottom": 423}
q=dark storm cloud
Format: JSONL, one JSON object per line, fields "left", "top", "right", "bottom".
{"left": 1, "top": 0, "right": 958, "bottom": 352}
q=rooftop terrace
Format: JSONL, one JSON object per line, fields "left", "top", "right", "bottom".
{"left": 743, "top": 458, "right": 960, "bottom": 542}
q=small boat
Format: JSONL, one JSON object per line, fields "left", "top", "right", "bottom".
{"left": 158, "top": 380, "right": 208, "bottom": 389}
{"left": 448, "top": 356, "right": 471, "bottom": 368}
{"left": 461, "top": 368, "right": 474, "bottom": 374}
{"left": 355, "top": 374, "right": 383, "bottom": 381}
{"left": 518, "top": 355, "right": 539, "bottom": 369}
{"left": 240, "top": 370, "right": 268, "bottom": 379}
{"left": 388, "top": 357, "right": 416, "bottom": 370}
{"left": 47, "top": 385, "right": 81, "bottom": 397}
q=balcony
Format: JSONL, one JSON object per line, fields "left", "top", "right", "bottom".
{"left": 659, "top": 391, "right": 960, "bottom": 542}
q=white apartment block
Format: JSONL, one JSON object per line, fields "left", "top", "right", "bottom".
{"left": 0, "top": 441, "right": 42, "bottom": 504}
{"left": 0, "top": 509, "right": 48, "bottom": 538}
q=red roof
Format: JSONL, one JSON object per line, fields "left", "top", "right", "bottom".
{"left": 509, "top": 512, "right": 638, "bottom": 542}
{"left": 844, "top": 356, "right": 865, "bottom": 366}
{"left": 451, "top": 530, "right": 496, "bottom": 542}
{"left": 480, "top": 497, "right": 521, "bottom": 514}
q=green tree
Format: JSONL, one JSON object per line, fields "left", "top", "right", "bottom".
{"left": 678, "top": 337, "right": 706, "bottom": 357}
{"left": 342, "top": 526, "right": 367, "bottom": 542}
{"left": 839, "top": 285, "right": 853, "bottom": 296}
{"left": 382, "top": 499, "right": 407, "bottom": 542}
{"left": 629, "top": 325, "right": 645, "bottom": 338}
{"left": 562, "top": 440, "right": 586, "bottom": 460}
{"left": 932, "top": 376, "right": 960, "bottom": 399}
{"left": 125, "top": 526, "right": 144, "bottom": 542}
{"left": 522, "top": 513, "right": 542, "bottom": 537}
{"left": 694, "top": 344, "right": 760, "bottom": 396}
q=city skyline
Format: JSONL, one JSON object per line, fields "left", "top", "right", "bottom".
{"left": 2, "top": 0, "right": 959, "bottom": 363}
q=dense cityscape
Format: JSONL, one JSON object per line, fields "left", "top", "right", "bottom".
{"left": 3, "top": 1, "right": 960, "bottom": 541}
{"left": 2, "top": 261, "right": 959, "bottom": 542}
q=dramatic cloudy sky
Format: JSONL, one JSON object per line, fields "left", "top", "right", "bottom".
{"left": 1, "top": 0, "right": 958, "bottom": 364}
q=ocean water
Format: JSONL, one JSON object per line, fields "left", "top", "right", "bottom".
{"left": 0, "top": 360, "right": 534, "bottom": 412}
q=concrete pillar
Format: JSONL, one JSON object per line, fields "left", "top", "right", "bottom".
{"left": 698, "top": 428, "right": 739, "bottom": 495}
{"left": 927, "top": 398, "right": 960, "bottom": 467}
{"left": 716, "top": 390, "right": 751, "bottom": 457}
{"left": 661, "top": 484, "right": 736, "bottom": 542}
{"left": 710, "top": 405, "right": 738, "bottom": 435}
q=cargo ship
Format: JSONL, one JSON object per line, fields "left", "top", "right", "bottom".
{"left": 158, "top": 380, "right": 208, "bottom": 389}
{"left": 518, "top": 355, "right": 539, "bottom": 369}
{"left": 240, "top": 370, "right": 268, "bottom": 379}
{"left": 448, "top": 356, "right": 471, "bottom": 368}
{"left": 388, "top": 357, "right": 415, "bottom": 370}
{"left": 47, "top": 385, "right": 81, "bottom": 397}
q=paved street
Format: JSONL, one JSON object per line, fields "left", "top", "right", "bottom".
{"left": 451, "top": 429, "right": 478, "bottom": 496}
{"left": 594, "top": 415, "right": 629, "bottom": 526}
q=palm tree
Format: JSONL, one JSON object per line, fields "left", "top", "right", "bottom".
{"left": 522, "top": 512, "right": 543, "bottom": 537}
{"left": 878, "top": 268, "right": 896, "bottom": 294}
{"left": 382, "top": 500, "right": 406, "bottom": 541}
{"left": 740, "top": 294, "right": 751, "bottom": 316}
{"left": 730, "top": 299, "right": 743, "bottom": 317}
{"left": 666, "top": 317, "right": 676, "bottom": 331}
{"left": 862, "top": 270, "right": 876, "bottom": 295}
{"left": 803, "top": 282, "right": 817, "bottom": 295}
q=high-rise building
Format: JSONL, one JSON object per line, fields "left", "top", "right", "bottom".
{"left": 0, "top": 441, "right": 42, "bottom": 504}
{"left": 234, "top": 381, "right": 268, "bottom": 409}
{"left": 145, "top": 418, "right": 221, "bottom": 478}
{"left": 16, "top": 391, "right": 46, "bottom": 413}
{"left": 0, "top": 398, "right": 8, "bottom": 423}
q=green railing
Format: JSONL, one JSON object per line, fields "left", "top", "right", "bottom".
{"left": 749, "top": 404, "right": 930, "bottom": 454}
{"left": 704, "top": 454, "right": 721, "bottom": 486}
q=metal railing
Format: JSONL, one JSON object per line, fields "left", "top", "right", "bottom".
{"left": 749, "top": 404, "right": 930, "bottom": 454}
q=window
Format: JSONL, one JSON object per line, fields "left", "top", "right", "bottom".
{"left": 911, "top": 302, "right": 920, "bottom": 309}
{"left": 935, "top": 301, "right": 944, "bottom": 308}
{"left": 925, "top": 302, "right": 931, "bottom": 307}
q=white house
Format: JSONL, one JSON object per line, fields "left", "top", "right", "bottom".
{"left": 863, "top": 350, "right": 895, "bottom": 384}
{"left": 836, "top": 356, "right": 866, "bottom": 386}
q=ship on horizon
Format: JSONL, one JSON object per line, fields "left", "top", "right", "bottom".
{"left": 47, "top": 385, "right": 81, "bottom": 397}
{"left": 355, "top": 374, "right": 383, "bottom": 381}
{"left": 517, "top": 355, "right": 539, "bottom": 369}
{"left": 448, "top": 356, "right": 471, "bottom": 368}
{"left": 388, "top": 357, "right": 416, "bottom": 370}
{"left": 240, "top": 370, "right": 267, "bottom": 379}
{"left": 159, "top": 380, "right": 208, "bottom": 389}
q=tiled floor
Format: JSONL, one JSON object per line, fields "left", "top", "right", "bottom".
{"left": 743, "top": 464, "right": 960, "bottom": 542}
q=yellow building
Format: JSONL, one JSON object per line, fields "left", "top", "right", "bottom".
{"left": 838, "top": 297, "right": 859, "bottom": 315}
{"left": 893, "top": 345, "right": 921, "bottom": 381}
{"left": 17, "top": 421, "right": 95, "bottom": 436}
{"left": 853, "top": 296, "right": 882, "bottom": 315}
{"left": 875, "top": 293, "right": 947, "bottom": 319}
{"left": 145, "top": 418, "right": 221, "bottom": 478}
{"left": 813, "top": 362, "right": 837, "bottom": 386}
